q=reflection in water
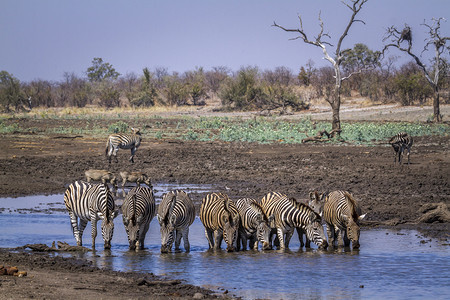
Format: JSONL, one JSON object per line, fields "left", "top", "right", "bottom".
{"left": 1, "top": 192, "right": 450, "bottom": 299}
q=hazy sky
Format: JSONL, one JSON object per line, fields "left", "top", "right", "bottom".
{"left": 1, "top": 0, "right": 448, "bottom": 82}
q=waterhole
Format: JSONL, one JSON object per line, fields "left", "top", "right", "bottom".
{"left": 0, "top": 185, "right": 448, "bottom": 300}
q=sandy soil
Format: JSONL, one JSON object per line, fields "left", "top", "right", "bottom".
{"left": 0, "top": 104, "right": 449, "bottom": 299}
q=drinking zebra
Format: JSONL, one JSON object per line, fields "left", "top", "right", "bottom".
{"left": 235, "top": 197, "right": 274, "bottom": 251}
{"left": 157, "top": 190, "right": 196, "bottom": 253}
{"left": 199, "top": 193, "right": 240, "bottom": 252}
{"left": 121, "top": 186, "right": 155, "bottom": 250}
{"left": 388, "top": 132, "right": 413, "bottom": 165}
{"left": 296, "top": 191, "right": 325, "bottom": 248}
{"left": 260, "top": 191, "right": 328, "bottom": 250}
{"left": 64, "top": 180, "right": 116, "bottom": 249}
{"left": 105, "top": 127, "right": 142, "bottom": 163}
{"left": 323, "top": 190, "right": 366, "bottom": 249}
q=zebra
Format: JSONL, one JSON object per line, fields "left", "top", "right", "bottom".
{"left": 296, "top": 191, "right": 326, "bottom": 248}
{"left": 235, "top": 198, "right": 274, "bottom": 251}
{"left": 157, "top": 190, "right": 196, "bottom": 253}
{"left": 64, "top": 180, "right": 116, "bottom": 249}
{"left": 122, "top": 186, "right": 155, "bottom": 250}
{"left": 260, "top": 192, "right": 328, "bottom": 250}
{"left": 105, "top": 127, "right": 142, "bottom": 163}
{"left": 199, "top": 193, "right": 240, "bottom": 252}
{"left": 388, "top": 132, "right": 413, "bottom": 165}
{"left": 323, "top": 190, "right": 366, "bottom": 249}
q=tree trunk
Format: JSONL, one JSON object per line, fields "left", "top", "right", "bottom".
{"left": 331, "top": 86, "right": 341, "bottom": 133}
{"left": 433, "top": 87, "right": 442, "bottom": 122}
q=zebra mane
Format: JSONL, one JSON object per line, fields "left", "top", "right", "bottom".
{"left": 249, "top": 201, "right": 269, "bottom": 222}
{"left": 292, "top": 197, "right": 322, "bottom": 219}
{"left": 343, "top": 191, "right": 359, "bottom": 221}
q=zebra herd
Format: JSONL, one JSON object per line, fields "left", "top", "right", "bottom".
{"left": 64, "top": 180, "right": 365, "bottom": 252}
{"left": 63, "top": 130, "right": 411, "bottom": 252}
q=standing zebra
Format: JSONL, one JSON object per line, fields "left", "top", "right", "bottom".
{"left": 260, "top": 192, "right": 328, "bottom": 250}
{"left": 235, "top": 198, "right": 274, "bottom": 251}
{"left": 157, "top": 190, "right": 196, "bottom": 253}
{"left": 105, "top": 127, "right": 142, "bottom": 163}
{"left": 122, "top": 186, "right": 155, "bottom": 250}
{"left": 64, "top": 181, "right": 116, "bottom": 249}
{"left": 388, "top": 132, "right": 413, "bottom": 165}
{"left": 199, "top": 193, "right": 240, "bottom": 252}
{"left": 323, "top": 190, "right": 366, "bottom": 249}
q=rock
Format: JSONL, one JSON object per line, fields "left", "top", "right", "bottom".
{"left": 193, "top": 293, "right": 204, "bottom": 299}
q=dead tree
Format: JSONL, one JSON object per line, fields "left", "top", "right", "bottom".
{"left": 273, "top": 0, "right": 369, "bottom": 135}
{"left": 383, "top": 18, "right": 449, "bottom": 123}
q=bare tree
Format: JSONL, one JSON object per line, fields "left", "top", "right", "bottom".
{"left": 383, "top": 17, "right": 449, "bottom": 122}
{"left": 273, "top": 0, "right": 369, "bottom": 134}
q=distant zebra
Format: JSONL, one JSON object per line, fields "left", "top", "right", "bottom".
{"left": 323, "top": 190, "right": 366, "bottom": 249}
{"left": 389, "top": 132, "right": 413, "bottom": 165}
{"left": 157, "top": 190, "right": 196, "bottom": 253}
{"left": 236, "top": 198, "right": 274, "bottom": 251}
{"left": 64, "top": 181, "right": 116, "bottom": 249}
{"left": 122, "top": 186, "right": 155, "bottom": 250}
{"left": 105, "top": 128, "right": 142, "bottom": 163}
{"left": 199, "top": 193, "right": 240, "bottom": 252}
{"left": 260, "top": 192, "right": 328, "bottom": 250}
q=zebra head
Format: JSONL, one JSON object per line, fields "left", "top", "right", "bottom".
{"left": 305, "top": 212, "right": 328, "bottom": 250}
{"left": 221, "top": 212, "right": 239, "bottom": 252}
{"left": 343, "top": 213, "right": 366, "bottom": 249}
{"left": 157, "top": 213, "right": 176, "bottom": 253}
{"left": 101, "top": 210, "right": 116, "bottom": 250}
{"left": 255, "top": 214, "right": 274, "bottom": 250}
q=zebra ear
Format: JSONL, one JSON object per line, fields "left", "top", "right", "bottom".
{"left": 358, "top": 214, "right": 366, "bottom": 221}
{"left": 309, "top": 192, "right": 315, "bottom": 201}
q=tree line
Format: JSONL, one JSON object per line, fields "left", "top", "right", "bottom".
{"left": 0, "top": 50, "right": 447, "bottom": 113}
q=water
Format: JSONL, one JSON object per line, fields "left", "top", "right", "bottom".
{"left": 1, "top": 187, "right": 449, "bottom": 300}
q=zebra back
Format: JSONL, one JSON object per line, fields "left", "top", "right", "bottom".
{"left": 64, "top": 180, "right": 115, "bottom": 222}
{"left": 236, "top": 198, "right": 270, "bottom": 231}
{"left": 122, "top": 186, "right": 155, "bottom": 226}
{"left": 158, "top": 190, "right": 195, "bottom": 228}
{"left": 260, "top": 191, "right": 289, "bottom": 228}
{"left": 200, "top": 193, "right": 239, "bottom": 231}
{"left": 107, "top": 131, "right": 142, "bottom": 149}
{"left": 323, "top": 190, "right": 361, "bottom": 227}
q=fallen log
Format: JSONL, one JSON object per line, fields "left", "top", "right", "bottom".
{"left": 24, "top": 241, "right": 91, "bottom": 252}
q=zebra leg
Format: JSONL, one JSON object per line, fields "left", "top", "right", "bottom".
{"left": 91, "top": 218, "right": 98, "bottom": 249}
{"left": 326, "top": 223, "right": 335, "bottom": 247}
{"left": 214, "top": 230, "right": 223, "bottom": 250}
{"left": 285, "top": 228, "right": 294, "bottom": 249}
{"left": 138, "top": 222, "right": 150, "bottom": 250}
{"left": 276, "top": 228, "right": 286, "bottom": 250}
{"left": 174, "top": 229, "right": 183, "bottom": 253}
{"left": 68, "top": 212, "right": 83, "bottom": 246}
{"left": 296, "top": 228, "right": 305, "bottom": 248}
{"left": 336, "top": 227, "right": 345, "bottom": 248}
{"left": 112, "top": 147, "right": 119, "bottom": 163}
{"left": 129, "top": 147, "right": 137, "bottom": 163}
{"left": 182, "top": 227, "right": 190, "bottom": 253}
{"left": 204, "top": 228, "right": 214, "bottom": 249}
{"left": 343, "top": 229, "right": 351, "bottom": 247}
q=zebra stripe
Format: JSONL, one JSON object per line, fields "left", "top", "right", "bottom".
{"left": 236, "top": 198, "right": 273, "bottom": 251}
{"left": 122, "top": 186, "right": 155, "bottom": 250}
{"left": 199, "top": 193, "right": 240, "bottom": 252}
{"left": 389, "top": 132, "right": 413, "bottom": 165}
{"left": 323, "top": 190, "right": 366, "bottom": 249}
{"left": 64, "top": 180, "right": 115, "bottom": 249}
{"left": 260, "top": 192, "right": 328, "bottom": 250}
{"left": 296, "top": 191, "right": 326, "bottom": 248}
{"left": 105, "top": 127, "right": 142, "bottom": 163}
{"left": 157, "top": 190, "right": 196, "bottom": 253}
